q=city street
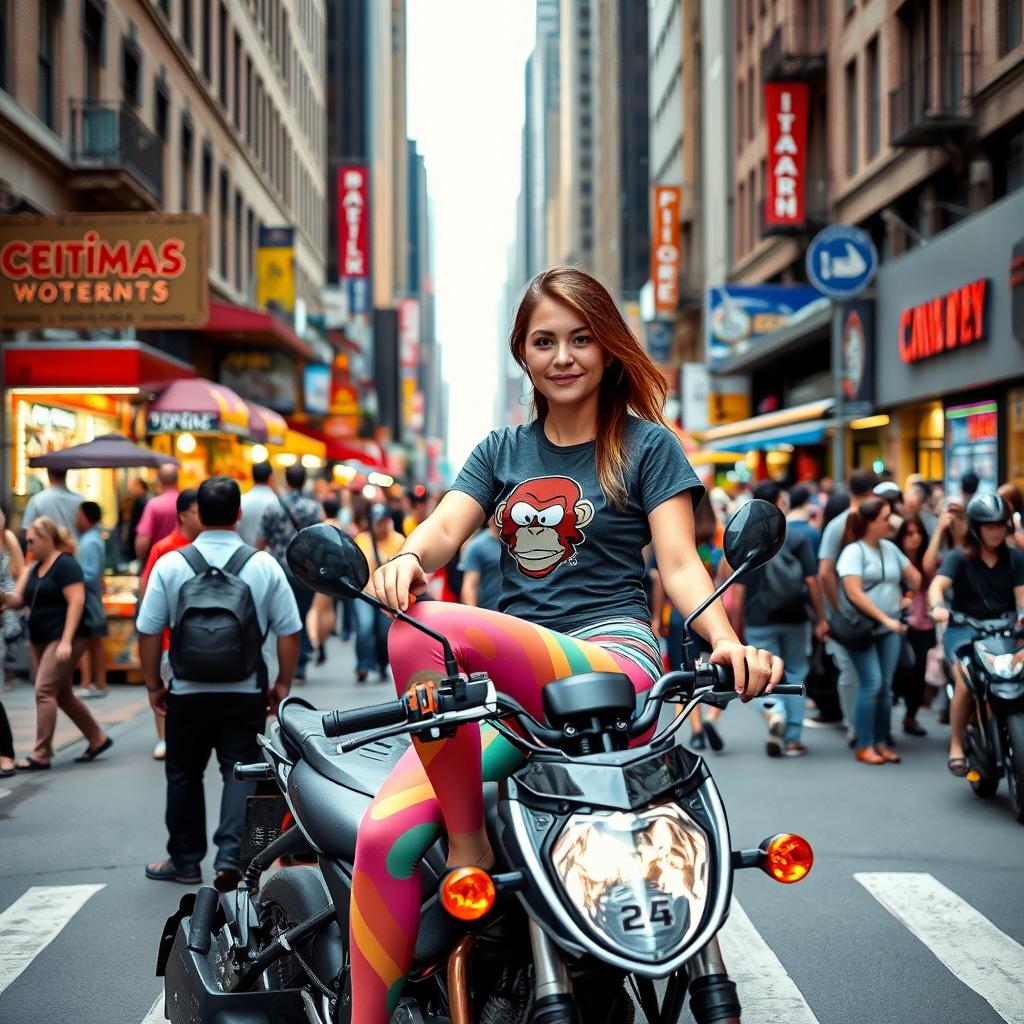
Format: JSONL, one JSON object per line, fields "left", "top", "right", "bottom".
{"left": 1, "top": 637, "right": 1022, "bottom": 1024}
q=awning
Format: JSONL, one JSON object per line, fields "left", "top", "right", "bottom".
{"left": 204, "top": 299, "right": 315, "bottom": 360}
{"left": 284, "top": 419, "right": 389, "bottom": 472}
{"left": 270, "top": 428, "right": 327, "bottom": 462}
{"left": 244, "top": 402, "right": 287, "bottom": 446}
{"left": 712, "top": 302, "right": 831, "bottom": 376}
{"left": 29, "top": 434, "right": 179, "bottom": 469}
{"left": 2, "top": 340, "right": 194, "bottom": 390}
{"left": 700, "top": 398, "right": 834, "bottom": 453}
{"left": 147, "top": 378, "right": 250, "bottom": 436}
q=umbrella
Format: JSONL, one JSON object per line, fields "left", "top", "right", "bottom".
{"left": 28, "top": 434, "right": 180, "bottom": 470}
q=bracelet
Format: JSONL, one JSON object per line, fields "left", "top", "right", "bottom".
{"left": 390, "top": 551, "right": 423, "bottom": 567}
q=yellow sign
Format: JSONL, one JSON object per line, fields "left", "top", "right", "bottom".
{"left": 707, "top": 391, "right": 751, "bottom": 426}
{"left": 255, "top": 226, "right": 295, "bottom": 314}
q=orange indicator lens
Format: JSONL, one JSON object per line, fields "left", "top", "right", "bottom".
{"left": 440, "top": 867, "right": 496, "bottom": 921}
{"left": 762, "top": 833, "right": 813, "bottom": 884}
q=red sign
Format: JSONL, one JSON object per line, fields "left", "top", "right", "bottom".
{"left": 898, "top": 278, "right": 989, "bottom": 364}
{"left": 651, "top": 185, "right": 682, "bottom": 313}
{"left": 337, "top": 165, "right": 369, "bottom": 279}
{"left": 398, "top": 298, "right": 419, "bottom": 369}
{"left": 764, "top": 82, "right": 809, "bottom": 230}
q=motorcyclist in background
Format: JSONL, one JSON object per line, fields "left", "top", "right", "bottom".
{"left": 928, "top": 494, "right": 1024, "bottom": 776}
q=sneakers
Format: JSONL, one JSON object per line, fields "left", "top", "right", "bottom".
{"left": 803, "top": 714, "right": 843, "bottom": 729}
{"left": 689, "top": 731, "right": 707, "bottom": 751}
{"left": 153, "top": 741, "right": 167, "bottom": 761}
{"left": 765, "top": 715, "right": 785, "bottom": 758}
{"left": 703, "top": 721, "right": 724, "bottom": 752}
{"left": 80, "top": 688, "right": 108, "bottom": 700}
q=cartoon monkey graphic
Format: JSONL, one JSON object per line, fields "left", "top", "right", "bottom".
{"left": 495, "top": 475, "right": 595, "bottom": 578}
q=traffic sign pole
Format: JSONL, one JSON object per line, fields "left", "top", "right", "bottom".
{"left": 831, "top": 300, "right": 845, "bottom": 482}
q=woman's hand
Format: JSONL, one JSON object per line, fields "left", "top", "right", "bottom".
{"left": 55, "top": 639, "right": 73, "bottom": 663}
{"left": 884, "top": 616, "right": 907, "bottom": 636}
{"left": 930, "top": 605, "right": 950, "bottom": 625}
{"left": 708, "top": 639, "right": 784, "bottom": 701}
{"left": 371, "top": 554, "right": 428, "bottom": 613}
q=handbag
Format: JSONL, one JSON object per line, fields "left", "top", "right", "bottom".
{"left": 898, "top": 636, "right": 916, "bottom": 674}
{"left": 924, "top": 643, "right": 947, "bottom": 688}
{"left": 827, "top": 543, "right": 879, "bottom": 650}
{"left": 82, "top": 589, "right": 108, "bottom": 638}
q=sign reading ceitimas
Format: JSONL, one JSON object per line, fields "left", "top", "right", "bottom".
{"left": 0, "top": 213, "right": 208, "bottom": 329}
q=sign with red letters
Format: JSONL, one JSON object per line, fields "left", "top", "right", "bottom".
{"left": 651, "top": 185, "right": 682, "bottom": 314}
{"left": 898, "top": 278, "right": 989, "bottom": 364}
{"left": 337, "top": 165, "right": 370, "bottom": 280}
{"left": 764, "top": 82, "right": 809, "bottom": 230}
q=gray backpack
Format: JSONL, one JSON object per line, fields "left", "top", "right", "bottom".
{"left": 169, "top": 545, "right": 267, "bottom": 686}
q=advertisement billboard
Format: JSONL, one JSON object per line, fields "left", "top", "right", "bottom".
{"left": 255, "top": 225, "right": 295, "bottom": 315}
{"left": 705, "top": 284, "right": 822, "bottom": 371}
{"left": 218, "top": 349, "right": 296, "bottom": 414}
{"left": 945, "top": 401, "right": 998, "bottom": 497}
{"left": 0, "top": 213, "right": 208, "bottom": 328}
{"left": 303, "top": 364, "right": 331, "bottom": 416}
{"left": 764, "top": 82, "right": 809, "bottom": 231}
{"left": 338, "top": 164, "right": 370, "bottom": 280}
{"left": 651, "top": 185, "right": 682, "bottom": 313}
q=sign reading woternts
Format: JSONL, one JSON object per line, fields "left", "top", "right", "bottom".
{"left": 898, "top": 278, "right": 989, "bottom": 364}
{"left": 764, "top": 82, "right": 809, "bottom": 230}
{"left": 338, "top": 165, "right": 370, "bottom": 280}
{"left": 0, "top": 213, "right": 208, "bottom": 328}
{"left": 651, "top": 185, "right": 682, "bottom": 313}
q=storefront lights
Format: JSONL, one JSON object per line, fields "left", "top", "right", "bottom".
{"left": 250, "top": 444, "right": 269, "bottom": 463}
{"left": 276, "top": 453, "right": 298, "bottom": 466}
{"left": 361, "top": 483, "right": 377, "bottom": 499}
{"left": 333, "top": 464, "right": 358, "bottom": 484}
{"left": 367, "top": 472, "right": 394, "bottom": 487}
{"left": 849, "top": 414, "right": 891, "bottom": 431}
{"left": 301, "top": 454, "right": 322, "bottom": 469}
{"left": 176, "top": 432, "right": 197, "bottom": 454}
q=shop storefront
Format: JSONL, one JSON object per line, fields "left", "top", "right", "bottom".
{"left": 875, "top": 189, "right": 1024, "bottom": 491}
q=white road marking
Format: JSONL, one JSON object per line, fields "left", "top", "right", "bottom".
{"left": 0, "top": 788, "right": 11, "bottom": 801}
{"left": 140, "top": 990, "right": 165, "bottom": 1023}
{"left": 856, "top": 872, "right": 1024, "bottom": 1024}
{"left": 0, "top": 884, "right": 105, "bottom": 995}
{"left": 718, "top": 899, "right": 820, "bottom": 1023}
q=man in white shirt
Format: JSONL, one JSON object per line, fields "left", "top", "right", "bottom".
{"left": 238, "top": 461, "right": 278, "bottom": 545}
{"left": 137, "top": 476, "right": 301, "bottom": 891}
{"left": 22, "top": 468, "right": 83, "bottom": 538}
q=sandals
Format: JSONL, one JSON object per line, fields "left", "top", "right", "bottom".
{"left": 74, "top": 737, "right": 113, "bottom": 763}
{"left": 947, "top": 757, "right": 968, "bottom": 777}
{"left": 15, "top": 757, "right": 51, "bottom": 771}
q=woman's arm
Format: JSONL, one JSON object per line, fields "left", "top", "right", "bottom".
{"left": 927, "top": 572, "right": 953, "bottom": 622}
{"left": 61, "top": 581, "right": 85, "bottom": 640}
{"left": 843, "top": 574, "right": 901, "bottom": 631}
{"left": 650, "top": 495, "right": 782, "bottom": 696}
{"left": 1, "top": 565, "right": 32, "bottom": 611}
{"left": 923, "top": 515, "right": 951, "bottom": 576}
{"left": 901, "top": 562, "right": 922, "bottom": 595}
{"left": 3, "top": 529, "right": 24, "bottom": 578}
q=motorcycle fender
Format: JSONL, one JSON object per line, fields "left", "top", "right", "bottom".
{"left": 156, "top": 893, "right": 196, "bottom": 978}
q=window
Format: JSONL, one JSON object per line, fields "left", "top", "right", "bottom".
{"left": 749, "top": 169, "right": 757, "bottom": 247}
{"left": 154, "top": 76, "right": 170, "bottom": 141}
{"left": 38, "top": 0, "right": 56, "bottom": 128}
{"left": 122, "top": 37, "right": 142, "bottom": 106}
{"left": 867, "top": 37, "right": 880, "bottom": 159}
{"left": 233, "top": 31, "right": 241, "bottom": 127}
{"left": 202, "top": 0, "right": 212, "bottom": 79}
{"left": 234, "top": 189, "right": 243, "bottom": 290}
{"left": 747, "top": 67, "right": 755, "bottom": 140}
{"left": 158, "top": 0, "right": 169, "bottom": 15}
{"left": 180, "top": 113, "right": 194, "bottom": 212}
{"left": 182, "top": 0, "right": 193, "bottom": 54}
{"left": 737, "top": 79, "right": 745, "bottom": 149}
{"left": 0, "top": 0, "right": 8, "bottom": 90}
{"left": 246, "top": 207, "right": 255, "bottom": 297}
{"left": 218, "top": 3, "right": 228, "bottom": 105}
{"left": 219, "top": 168, "right": 229, "bottom": 276}
{"left": 737, "top": 181, "right": 746, "bottom": 253}
{"left": 845, "top": 59, "right": 858, "bottom": 176}
{"left": 1001, "top": 1, "right": 1023, "bottom": 55}
{"left": 245, "top": 55, "right": 253, "bottom": 144}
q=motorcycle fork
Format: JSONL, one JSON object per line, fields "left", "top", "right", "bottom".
{"left": 528, "top": 919, "right": 576, "bottom": 1023}
{"left": 686, "top": 937, "right": 740, "bottom": 1024}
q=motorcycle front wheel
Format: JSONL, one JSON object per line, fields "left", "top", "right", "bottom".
{"left": 1003, "top": 713, "right": 1024, "bottom": 824}
{"left": 964, "top": 724, "right": 999, "bottom": 798}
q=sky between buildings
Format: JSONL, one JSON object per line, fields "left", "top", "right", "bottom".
{"left": 406, "top": 0, "right": 535, "bottom": 471}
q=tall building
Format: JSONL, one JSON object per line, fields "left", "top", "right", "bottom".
{"left": 529, "top": 0, "right": 561, "bottom": 278}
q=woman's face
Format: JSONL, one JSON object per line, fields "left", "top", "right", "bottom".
{"left": 26, "top": 527, "right": 53, "bottom": 559}
{"left": 900, "top": 523, "right": 924, "bottom": 555}
{"left": 523, "top": 296, "right": 610, "bottom": 411}
{"left": 867, "top": 503, "right": 891, "bottom": 541}
{"left": 979, "top": 522, "right": 1008, "bottom": 551}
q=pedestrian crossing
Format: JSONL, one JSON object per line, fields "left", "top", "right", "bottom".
{"left": 0, "top": 874, "right": 1022, "bottom": 1023}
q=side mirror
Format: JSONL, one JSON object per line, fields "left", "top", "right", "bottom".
{"left": 286, "top": 523, "right": 369, "bottom": 598}
{"left": 723, "top": 499, "right": 787, "bottom": 571}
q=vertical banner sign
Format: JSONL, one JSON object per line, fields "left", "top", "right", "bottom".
{"left": 764, "top": 82, "right": 809, "bottom": 230}
{"left": 651, "top": 185, "right": 682, "bottom": 313}
{"left": 337, "top": 165, "right": 370, "bottom": 280}
{"left": 255, "top": 226, "right": 295, "bottom": 314}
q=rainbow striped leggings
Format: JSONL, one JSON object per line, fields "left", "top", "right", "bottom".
{"left": 349, "top": 600, "right": 661, "bottom": 1022}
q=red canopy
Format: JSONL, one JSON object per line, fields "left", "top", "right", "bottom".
{"left": 147, "top": 379, "right": 250, "bottom": 436}
{"left": 244, "top": 402, "right": 288, "bottom": 446}
{"left": 285, "top": 420, "right": 389, "bottom": 471}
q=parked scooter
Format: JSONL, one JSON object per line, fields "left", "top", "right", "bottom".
{"left": 950, "top": 612, "right": 1024, "bottom": 821}
{"left": 156, "top": 499, "right": 813, "bottom": 1024}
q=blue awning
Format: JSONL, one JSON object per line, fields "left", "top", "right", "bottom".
{"left": 703, "top": 419, "right": 828, "bottom": 453}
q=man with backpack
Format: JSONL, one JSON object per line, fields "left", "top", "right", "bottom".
{"left": 728, "top": 481, "right": 828, "bottom": 757}
{"left": 137, "top": 476, "right": 301, "bottom": 891}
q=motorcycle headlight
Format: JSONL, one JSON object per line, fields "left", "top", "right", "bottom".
{"left": 975, "top": 645, "right": 1024, "bottom": 680}
{"left": 549, "top": 803, "right": 708, "bottom": 959}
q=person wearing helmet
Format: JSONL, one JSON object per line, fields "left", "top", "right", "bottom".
{"left": 928, "top": 493, "right": 1024, "bottom": 776}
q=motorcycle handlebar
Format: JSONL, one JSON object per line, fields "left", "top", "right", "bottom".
{"left": 707, "top": 662, "right": 802, "bottom": 695}
{"left": 322, "top": 700, "right": 407, "bottom": 738}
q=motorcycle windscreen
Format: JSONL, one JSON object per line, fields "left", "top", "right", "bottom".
{"left": 550, "top": 803, "right": 709, "bottom": 958}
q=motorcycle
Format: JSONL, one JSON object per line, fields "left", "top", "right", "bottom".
{"left": 950, "top": 612, "right": 1024, "bottom": 822}
{"left": 156, "top": 499, "right": 813, "bottom": 1024}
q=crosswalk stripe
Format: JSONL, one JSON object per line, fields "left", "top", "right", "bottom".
{"left": 140, "top": 991, "right": 164, "bottom": 1023}
{"left": 0, "top": 788, "right": 11, "bottom": 801}
{"left": 856, "top": 872, "right": 1024, "bottom": 1024}
{"left": 0, "top": 884, "right": 105, "bottom": 995}
{"left": 718, "top": 899, "right": 820, "bottom": 1023}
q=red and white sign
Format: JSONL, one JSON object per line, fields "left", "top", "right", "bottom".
{"left": 764, "top": 82, "right": 809, "bottom": 230}
{"left": 899, "top": 278, "right": 989, "bottom": 364}
{"left": 651, "top": 185, "right": 682, "bottom": 314}
{"left": 337, "top": 165, "right": 370, "bottom": 279}
{"left": 398, "top": 298, "right": 420, "bottom": 370}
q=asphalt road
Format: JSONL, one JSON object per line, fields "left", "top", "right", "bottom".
{"left": 1, "top": 634, "right": 1022, "bottom": 1024}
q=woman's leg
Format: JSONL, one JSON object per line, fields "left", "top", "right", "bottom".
{"left": 0, "top": 699, "right": 15, "bottom": 764}
{"left": 873, "top": 632, "right": 901, "bottom": 747}
{"left": 904, "top": 628, "right": 934, "bottom": 721}
{"left": 849, "top": 643, "right": 882, "bottom": 750}
{"left": 352, "top": 599, "right": 376, "bottom": 676}
{"left": 31, "top": 643, "right": 61, "bottom": 763}
{"left": 54, "top": 639, "right": 106, "bottom": 750}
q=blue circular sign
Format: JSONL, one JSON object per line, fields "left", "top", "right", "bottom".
{"left": 805, "top": 225, "right": 878, "bottom": 299}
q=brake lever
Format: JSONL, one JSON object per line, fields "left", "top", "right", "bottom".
{"left": 337, "top": 698, "right": 499, "bottom": 753}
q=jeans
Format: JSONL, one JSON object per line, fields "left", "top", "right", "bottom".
{"left": 340, "top": 598, "right": 354, "bottom": 642}
{"left": 893, "top": 626, "right": 935, "bottom": 719}
{"left": 848, "top": 631, "right": 902, "bottom": 748}
{"left": 288, "top": 575, "right": 314, "bottom": 678}
{"left": 827, "top": 639, "right": 860, "bottom": 727}
{"left": 353, "top": 599, "right": 389, "bottom": 674}
{"left": 165, "top": 692, "right": 266, "bottom": 871}
{"left": 746, "top": 622, "right": 810, "bottom": 745}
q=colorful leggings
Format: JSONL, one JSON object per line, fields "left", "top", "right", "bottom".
{"left": 349, "top": 601, "right": 661, "bottom": 1022}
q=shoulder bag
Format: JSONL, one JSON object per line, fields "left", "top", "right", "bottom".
{"left": 827, "top": 542, "right": 878, "bottom": 650}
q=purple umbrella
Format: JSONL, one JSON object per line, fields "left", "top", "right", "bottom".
{"left": 28, "top": 434, "right": 179, "bottom": 470}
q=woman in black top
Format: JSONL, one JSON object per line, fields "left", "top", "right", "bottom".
{"left": 0, "top": 517, "right": 110, "bottom": 770}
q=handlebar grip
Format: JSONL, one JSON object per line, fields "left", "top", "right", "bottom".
{"left": 323, "top": 700, "right": 407, "bottom": 738}
{"left": 709, "top": 664, "right": 797, "bottom": 693}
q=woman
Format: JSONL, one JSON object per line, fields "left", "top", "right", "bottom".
{"left": 923, "top": 496, "right": 970, "bottom": 576}
{"left": 998, "top": 482, "right": 1024, "bottom": 549}
{"left": 307, "top": 495, "right": 345, "bottom": 664}
{"left": 929, "top": 494, "right": 1024, "bottom": 776}
{"left": 893, "top": 516, "right": 934, "bottom": 736}
{"left": 347, "top": 268, "right": 783, "bottom": 1023}
{"left": 836, "top": 497, "right": 921, "bottom": 765}
{"left": 0, "top": 518, "right": 111, "bottom": 770}
{"left": 0, "top": 502, "right": 24, "bottom": 777}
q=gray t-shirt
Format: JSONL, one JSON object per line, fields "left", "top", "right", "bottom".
{"left": 451, "top": 417, "right": 703, "bottom": 632}
{"left": 818, "top": 509, "right": 850, "bottom": 564}
{"left": 23, "top": 485, "right": 84, "bottom": 539}
{"left": 837, "top": 539, "right": 910, "bottom": 624}
{"left": 458, "top": 529, "right": 503, "bottom": 611}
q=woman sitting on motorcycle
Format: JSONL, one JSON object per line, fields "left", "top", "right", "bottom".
{"left": 349, "top": 267, "right": 784, "bottom": 1023}
{"left": 928, "top": 493, "right": 1024, "bottom": 776}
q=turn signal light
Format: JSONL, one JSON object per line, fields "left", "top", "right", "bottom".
{"left": 966, "top": 769, "right": 982, "bottom": 783}
{"left": 440, "top": 867, "right": 496, "bottom": 921}
{"left": 760, "top": 833, "right": 813, "bottom": 884}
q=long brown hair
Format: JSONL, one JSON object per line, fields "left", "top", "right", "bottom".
{"left": 840, "top": 497, "right": 889, "bottom": 548}
{"left": 510, "top": 267, "right": 671, "bottom": 508}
